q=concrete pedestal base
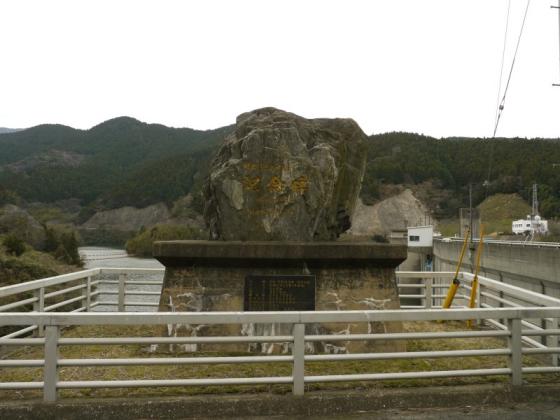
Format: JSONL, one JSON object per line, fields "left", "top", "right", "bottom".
{"left": 154, "top": 241, "right": 407, "bottom": 353}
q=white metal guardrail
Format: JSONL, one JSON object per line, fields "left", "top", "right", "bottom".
{"left": 0, "top": 268, "right": 165, "bottom": 338}
{"left": 0, "top": 308, "right": 559, "bottom": 401}
{"left": 1, "top": 269, "right": 559, "bottom": 402}
{"left": 395, "top": 271, "right": 560, "bottom": 358}
{"left": 434, "top": 237, "right": 560, "bottom": 248}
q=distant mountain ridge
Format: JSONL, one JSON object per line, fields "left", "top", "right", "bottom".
{"left": 0, "top": 116, "right": 234, "bottom": 210}
{"left": 0, "top": 127, "right": 23, "bottom": 134}
{"left": 0, "top": 116, "right": 559, "bottom": 222}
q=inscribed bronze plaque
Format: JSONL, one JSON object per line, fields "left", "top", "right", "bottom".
{"left": 244, "top": 275, "right": 316, "bottom": 311}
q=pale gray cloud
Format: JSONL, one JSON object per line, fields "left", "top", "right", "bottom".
{"left": 0, "top": 0, "right": 558, "bottom": 138}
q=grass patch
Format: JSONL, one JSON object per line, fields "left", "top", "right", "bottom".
{"left": 1, "top": 320, "right": 558, "bottom": 401}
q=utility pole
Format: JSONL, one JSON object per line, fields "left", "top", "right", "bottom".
{"left": 553, "top": 1, "right": 560, "bottom": 86}
{"left": 469, "top": 184, "right": 473, "bottom": 241}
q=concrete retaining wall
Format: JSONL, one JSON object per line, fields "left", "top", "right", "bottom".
{"left": 433, "top": 240, "right": 560, "bottom": 298}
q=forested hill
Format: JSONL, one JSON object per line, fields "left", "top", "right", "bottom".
{"left": 0, "top": 119, "right": 559, "bottom": 220}
{"left": 361, "top": 133, "right": 560, "bottom": 218}
{"left": 0, "top": 117, "right": 233, "bottom": 212}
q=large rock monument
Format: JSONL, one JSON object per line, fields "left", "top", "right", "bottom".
{"left": 203, "top": 107, "right": 367, "bottom": 241}
{"left": 154, "top": 108, "right": 406, "bottom": 353}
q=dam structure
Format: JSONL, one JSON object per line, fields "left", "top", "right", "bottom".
{"left": 433, "top": 238, "right": 560, "bottom": 299}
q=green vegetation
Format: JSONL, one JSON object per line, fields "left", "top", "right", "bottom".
{"left": 0, "top": 237, "right": 75, "bottom": 287}
{"left": 2, "top": 234, "right": 26, "bottom": 256}
{"left": 126, "top": 224, "right": 206, "bottom": 257}
{"left": 0, "top": 117, "right": 233, "bottom": 209}
{"left": 44, "top": 226, "right": 82, "bottom": 265}
{"left": 364, "top": 133, "right": 560, "bottom": 219}
{"left": 477, "top": 193, "right": 532, "bottom": 235}
{"left": 1, "top": 119, "right": 560, "bottom": 223}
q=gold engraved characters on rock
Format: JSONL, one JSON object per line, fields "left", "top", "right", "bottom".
{"left": 290, "top": 176, "right": 309, "bottom": 194}
{"left": 266, "top": 176, "right": 285, "bottom": 193}
{"left": 242, "top": 176, "right": 261, "bottom": 192}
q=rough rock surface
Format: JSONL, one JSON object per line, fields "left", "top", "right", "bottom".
{"left": 82, "top": 203, "right": 172, "bottom": 232}
{"left": 349, "top": 189, "right": 431, "bottom": 237}
{"left": 203, "top": 108, "right": 368, "bottom": 241}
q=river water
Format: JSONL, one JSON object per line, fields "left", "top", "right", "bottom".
{"left": 78, "top": 247, "right": 164, "bottom": 312}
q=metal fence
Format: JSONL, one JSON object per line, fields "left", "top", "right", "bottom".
{"left": 0, "top": 269, "right": 559, "bottom": 401}
{"left": 0, "top": 308, "right": 559, "bottom": 401}
{"left": 0, "top": 267, "right": 165, "bottom": 338}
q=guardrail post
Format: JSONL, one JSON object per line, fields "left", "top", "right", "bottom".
{"left": 546, "top": 318, "right": 559, "bottom": 367}
{"left": 507, "top": 318, "right": 523, "bottom": 386}
{"left": 44, "top": 325, "right": 60, "bottom": 402}
{"left": 33, "top": 287, "right": 45, "bottom": 337}
{"left": 292, "top": 323, "right": 305, "bottom": 396}
{"left": 475, "top": 282, "right": 482, "bottom": 325}
{"left": 85, "top": 276, "right": 91, "bottom": 312}
{"left": 425, "top": 277, "right": 432, "bottom": 309}
{"left": 118, "top": 274, "right": 126, "bottom": 312}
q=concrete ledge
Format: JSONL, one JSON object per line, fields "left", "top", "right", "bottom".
{"left": 2, "top": 384, "right": 560, "bottom": 420}
{"left": 153, "top": 240, "right": 407, "bottom": 268}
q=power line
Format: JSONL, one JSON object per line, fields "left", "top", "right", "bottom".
{"left": 486, "top": 0, "right": 532, "bottom": 195}
{"left": 493, "top": 0, "right": 532, "bottom": 138}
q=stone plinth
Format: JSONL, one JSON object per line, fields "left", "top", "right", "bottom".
{"left": 154, "top": 240, "right": 407, "bottom": 353}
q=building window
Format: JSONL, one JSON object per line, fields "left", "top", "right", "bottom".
{"left": 409, "top": 235, "right": 420, "bottom": 242}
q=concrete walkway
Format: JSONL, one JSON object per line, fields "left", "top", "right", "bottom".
{"left": 2, "top": 384, "right": 560, "bottom": 420}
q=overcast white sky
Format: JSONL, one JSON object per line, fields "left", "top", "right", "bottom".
{"left": 1, "top": 0, "right": 559, "bottom": 138}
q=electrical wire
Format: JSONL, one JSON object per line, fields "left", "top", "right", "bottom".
{"left": 493, "top": 0, "right": 532, "bottom": 138}
{"left": 486, "top": 0, "right": 532, "bottom": 194}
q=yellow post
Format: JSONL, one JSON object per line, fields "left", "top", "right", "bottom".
{"left": 442, "top": 228, "right": 470, "bottom": 309}
{"left": 467, "top": 225, "right": 485, "bottom": 327}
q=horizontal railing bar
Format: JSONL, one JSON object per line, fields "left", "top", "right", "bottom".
{"left": 304, "top": 368, "right": 512, "bottom": 383}
{"left": 0, "top": 360, "right": 43, "bottom": 367}
{"left": 1, "top": 325, "right": 38, "bottom": 339}
{"left": 58, "top": 355, "right": 293, "bottom": 367}
{"left": 98, "top": 281, "right": 163, "bottom": 286}
{"left": 483, "top": 317, "right": 547, "bottom": 349}
{"left": 96, "top": 301, "right": 160, "bottom": 307}
{"left": 521, "top": 320, "right": 543, "bottom": 331}
{"left": 44, "top": 295, "right": 86, "bottom": 312}
{"left": 0, "top": 269, "right": 100, "bottom": 298}
{"left": 521, "top": 329, "right": 560, "bottom": 336}
{"left": 396, "top": 272, "right": 455, "bottom": 279}
{"left": 59, "top": 336, "right": 294, "bottom": 345}
{"left": 306, "top": 348, "right": 510, "bottom": 362}
{"left": 523, "top": 347, "right": 560, "bottom": 355}
{"left": 522, "top": 367, "right": 560, "bottom": 374}
{"left": 481, "top": 291, "right": 533, "bottom": 308}
{"left": 397, "top": 284, "right": 426, "bottom": 289}
{"left": 3, "top": 307, "right": 559, "bottom": 326}
{"left": 463, "top": 272, "right": 560, "bottom": 307}
{"left": 0, "top": 297, "right": 38, "bottom": 312}
{"left": 400, "top": 305, "right": 425, "bottom": 309}
{"left": 44, "top": 284, "right": 87, "bottom": 299}
{"left": 99, "top": 291, "right": 161, "bottom": 296}
{"left": 0, "top": 382, "right": 44, "bottom": 390}
{"left": 306, "top": 330, "right": 511, "bottom": 342}
{"left": 397, "top": 295, "right": 425, "bottom": 299}
{"left": 0, "top": 337, "right": 44, "bottom": 345}
{"left": 57, "top": 376, "right": 292, "bottom": 388}
{"left": 99, "top": 268, "right": 164, "bottom": 275}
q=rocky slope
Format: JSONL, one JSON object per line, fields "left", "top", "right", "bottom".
{"left": 349, "top": 189, "right": 431, "bottom": 237}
